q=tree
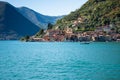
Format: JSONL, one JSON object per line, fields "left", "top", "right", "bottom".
{"left": 35, "top": 29, "right": 44, "bottom": 37}
{"left": 24, "top": 35, "right": 30, "bottom": 40}
{"left": 20, "top": 35, "right": 30, "bottom": 42}
{"left": 47, "top": 23, "right": 53, "bottom": 30}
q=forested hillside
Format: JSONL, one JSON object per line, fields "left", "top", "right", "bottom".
{"left": 55, "top": 0, "right": 120, "bottom": 32}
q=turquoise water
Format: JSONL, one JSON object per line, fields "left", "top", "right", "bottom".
{"left": 0, "top": 41, "right": 120, "bottom": 80}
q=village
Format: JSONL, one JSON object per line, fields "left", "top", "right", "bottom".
{"left": 30, "top": 17, "right": 120, "bottom": 42}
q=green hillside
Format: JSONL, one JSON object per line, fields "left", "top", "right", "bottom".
{"left": 21, "top": 0, "right": 120, "bottom": 42}
{"left": 55, "top": 0, "right": 120, "bottom": 32}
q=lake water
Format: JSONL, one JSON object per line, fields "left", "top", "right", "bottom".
{"left": 0, "top": 41, "right": 120, "bottom": 80}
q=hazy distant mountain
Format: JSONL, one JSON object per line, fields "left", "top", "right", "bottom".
{"left": 18, "top": 7, "right": 63, "bottom": 29}
{"left": 0, "top": 1, "right": 63, "bottom": 40}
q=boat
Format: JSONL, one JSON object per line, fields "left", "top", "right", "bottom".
{"left": 81, "top": 42, "right": 90, "bottom": 44}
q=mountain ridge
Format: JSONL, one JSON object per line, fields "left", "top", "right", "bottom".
{"left": 0, "top": 1, "right": 62, "bottom": 40}
{"left": 0, "top": 1, "right": 40, "bottom": 40}
{"left": 18, "top": 7, "right": 63, "bottom": 29}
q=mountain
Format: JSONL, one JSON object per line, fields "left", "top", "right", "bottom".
{"left": 55, "top": 0, "right": 120, "bottom": 32}
{"left": 18, "top": 7, "right": 63, "bottom": 29}
{"left": 20, "top": 0, "right": 120, "bottom": 42}
{"left": 0, "top": 1, "right": 62, "bottom": 40}
{"left": 0, "top": 1, "right": 40, "bottom": 40}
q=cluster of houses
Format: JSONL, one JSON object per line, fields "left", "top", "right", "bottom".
{"left": 30, "top": 17, "right": 120, "bottom": 42}
{"left": 30, "top": 27, "right": 120, "bottom": 42}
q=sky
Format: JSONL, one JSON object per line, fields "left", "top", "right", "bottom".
{"left": 1, "top": 0, "right": 88, "bottom": 16}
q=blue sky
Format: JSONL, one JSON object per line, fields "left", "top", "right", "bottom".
{"left": 1, "top": 0, "right": 88, "bottom": 16}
